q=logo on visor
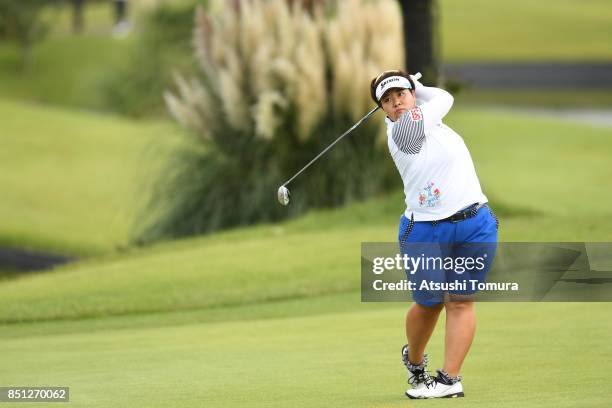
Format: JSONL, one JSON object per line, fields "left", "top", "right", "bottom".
{"left": 379, "top": 77, "right": 400, "bottom": 89}
{"left": 376, "top": 76, "right": 413, "bottom": 100}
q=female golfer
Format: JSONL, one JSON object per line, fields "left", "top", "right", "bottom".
{"left": 369, "top": 70, "right": 498, "bottom": 399}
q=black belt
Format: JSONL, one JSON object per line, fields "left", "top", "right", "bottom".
{"left": 431, "top": 203, "right": 484, "bottom": 225}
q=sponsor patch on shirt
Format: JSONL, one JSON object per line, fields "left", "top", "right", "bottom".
{"left": 418, "top": 181, "right": 441, "bottom": 208}
{"left": 410, "top": 107, "right": 423, "bottom": 122}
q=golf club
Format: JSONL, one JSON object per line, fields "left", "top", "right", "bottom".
{"left": 277, "top": 105, "right": 378, "bottom": 206}
{"left": 277, "top": 73, "right": 421, "bottom": 206}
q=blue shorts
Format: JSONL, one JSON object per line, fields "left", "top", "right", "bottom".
{"left": 398, "top": 204, "right": 498, "bottom": 306}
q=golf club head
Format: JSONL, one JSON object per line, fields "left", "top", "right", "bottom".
{"left": 277, "top": 186, "right": 290, "bottom": 206}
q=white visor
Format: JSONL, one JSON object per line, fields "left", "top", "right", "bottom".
{"left": 375, "top": 75, "right": 412, "bottom": 101}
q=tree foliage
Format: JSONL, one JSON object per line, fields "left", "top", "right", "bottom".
{"left": 398, "top": 0, "right": 440, "bottom": 83}
{"left": 0, "top": 0, "right": 62, "bottom": 70}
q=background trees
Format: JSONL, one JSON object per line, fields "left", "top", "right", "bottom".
{"left": 398, "top": 0, "right": 440, "bottom": 83}
{"left": 0, "top": 0, "right": 61, "bottom": 71}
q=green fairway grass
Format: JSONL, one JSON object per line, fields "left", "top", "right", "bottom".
{"left": 0, "top": 34, "right": 132, "bottom": 109}
{"left": 1, "top": 104, "right": 611, "bottom": 405}
{"left": 455, "top": 89, "right": 612, "bottom": 109}
{"left": 441, "top": 0, "right": 612, "bottom": 62}
{"left": 0, "top": 102, "right": 611, "bottom": 322}
{"left": 2, "top": 100, "right": 610, "bottom": 256}
{"left": 0, "top": 208, "right": 610, "bottom": 324}
{"left": 1, "top": 298, "right": 611, "bottom": 407}
{"left": 0, "top": 98, "right": 183, "bottom": 255}
{"left": 2, "top": 3, "right": 611, "bottom": 405}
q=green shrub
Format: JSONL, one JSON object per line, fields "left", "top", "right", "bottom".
{"left": 133, "top": 0, "right": 405, "bottom": 244}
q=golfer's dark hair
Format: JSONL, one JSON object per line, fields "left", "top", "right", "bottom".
{"left": 370, "top": 69, "right": 415, "bottom": 107}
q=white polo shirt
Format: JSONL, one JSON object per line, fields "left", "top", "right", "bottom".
{"left": 385, "top": 83, "right": 487, "bottom": 221}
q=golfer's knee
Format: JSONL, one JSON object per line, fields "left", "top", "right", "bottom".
{"left": 444, "top": 300, "right": 473, "bottom": 313}
{"left": 414, "top": 302, "right": 444, "bottom": 314}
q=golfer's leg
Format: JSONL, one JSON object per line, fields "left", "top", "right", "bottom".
{"left": 405, "top": 302, "right": 443, "bottom": 364}
{"left": 443, "top": 300, "right": 476, "bottom": 377}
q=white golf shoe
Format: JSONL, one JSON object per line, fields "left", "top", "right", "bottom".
{"left": 405, "top": 369, "right": 465, "bottom": 399}
{"left": 401, "top": 345, "right": 434, "bottom": 390}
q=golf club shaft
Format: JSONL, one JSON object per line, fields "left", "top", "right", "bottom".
{"left": 280, "top": 106, "right": 380, "bottom": 188}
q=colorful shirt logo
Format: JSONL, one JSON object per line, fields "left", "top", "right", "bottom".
{"left": 418, "top": 181, "right": 441, "bottom": 208}
{"left": 410, "top": 107, "right": 423, "bottom": 121}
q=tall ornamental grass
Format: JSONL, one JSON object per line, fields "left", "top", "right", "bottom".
{"left": 133, "top": 0, "right": 404, "bottom": 244}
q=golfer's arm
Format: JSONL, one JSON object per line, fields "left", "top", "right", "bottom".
{"left": 390, "top": 84, "right": 453, "bottom": 152}
{"left": 416, "top": 84, "right": 454, "bottom": 127}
